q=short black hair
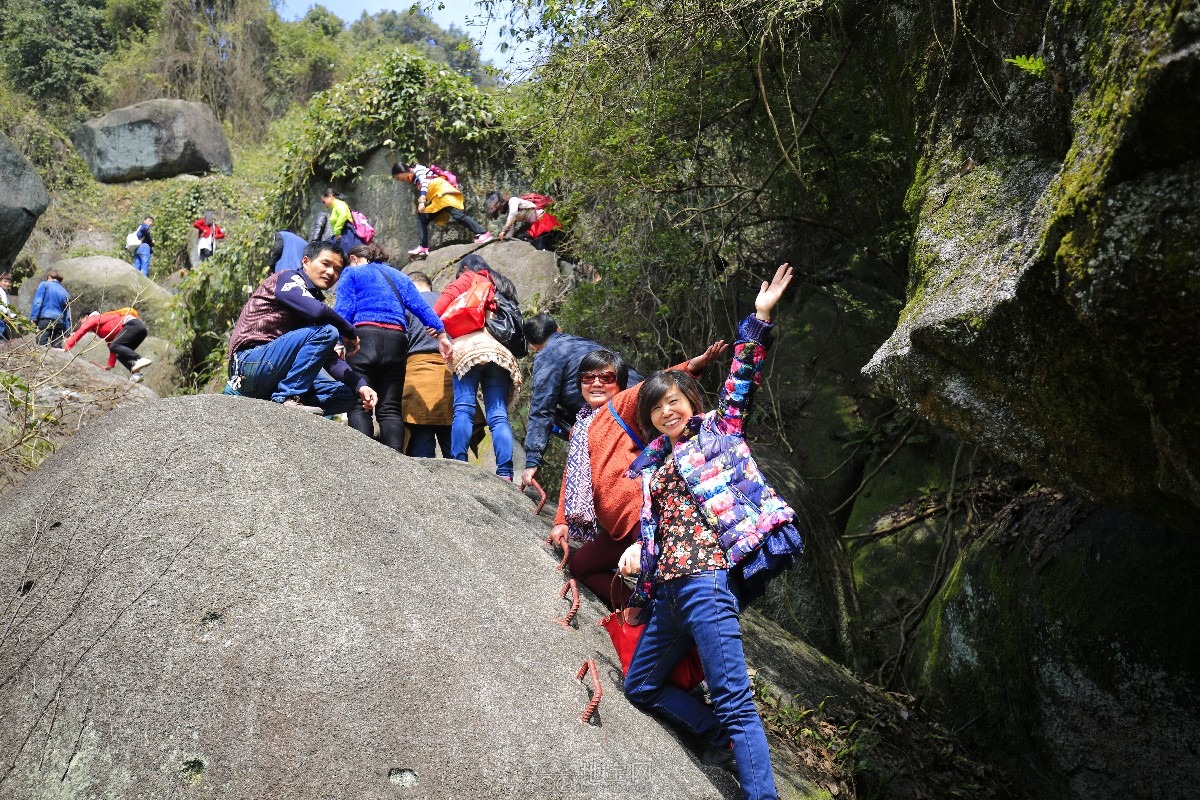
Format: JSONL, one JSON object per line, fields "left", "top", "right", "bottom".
{"left": 579, "top": 349, "right": 631, "bottom": 391}
{"left": 636, "top": 369, "right": 706, "bottom": 439}
{"left": 391, "top": 162, "right": 411, "bottom": 176}
{"left": 407, "top": 270, "right": 432, "bottom": 289}
{"left": 302, "top": 239, "right": 344, "bottom": 264}
{"left": 523, "top": 313, "right": 558, "bottom": 346}
{"left": 322, "top": 187, "right": 338, "bottom": 198}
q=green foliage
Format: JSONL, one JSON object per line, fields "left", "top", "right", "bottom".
{"left": 349, "top": 8, "right": 495, "bottom": 86}
{"left": 177, "top": 49, "right": 502, "bottom": 375}
{"left": 0, "top": 83, "right": 94, "bottom": 193}
{"left": 0, "top": 0, "right": 111, "bottom": 118}
{"left": 105, "top": 0, "right": 162, "bottom": 41}
{"left": 1004, "top": 54, "right": 1048, "bottom": 78}
{"left": 498, "top": 0, "right": 911, "bottom": 391}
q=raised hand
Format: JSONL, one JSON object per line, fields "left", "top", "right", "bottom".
{"left": 754, "top": 263, "right": 793, "bottom": 322}
{"left": 687, "top": 339, "right": 729, "bottom": 374}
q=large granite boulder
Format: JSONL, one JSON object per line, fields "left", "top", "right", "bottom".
{"left": 17, "top": 255, "right": 174, "bottom": 329}
{"left": 72, "top": 99, "right": 233, "bottom": 183}
{"left": 0, "top": 394, "right": 988, "bottom": 799}
{"left": 0, "top": 131, "right": 50, "bottom": 272}
{"left": 861, "top": 1, "right": 1200, "bottom": 530}
{"left": 0, "top": 342, "right": 156, "bottom": 489}
{"left": 421, "top": 240, "right": 563, "bottom": 309}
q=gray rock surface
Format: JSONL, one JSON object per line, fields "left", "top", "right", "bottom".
{"left": 71, "top": 99, "right": 233, "bottom": 183}
{"left": 420, "top": 240, "right": 563, "bottom": 309}
{"left": 0, "top": 396, "right": 744, "bottom": 798}
{"left": 861, "top": 1, "right": 1200, "bottom": 530}
{"left": 17, "top": 255, "right": 174, "bottom": 329}
{"left": 0, "top": 341, "right": 156, "bottom": 489}
{"left": 0, "top": 131, "right": 50, "bottom": 272}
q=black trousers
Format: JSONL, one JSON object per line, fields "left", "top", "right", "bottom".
{"left": 346, "top": 325, "right": 409, "bottom": 452}
{"left": 416, "top": 207, "right": 485, "bottom": 247}
{"left": 109, "top": 318, "right": 148, "bottom": 371}
{"left": 36, "top": 317, "right": 67, "bottom": 347}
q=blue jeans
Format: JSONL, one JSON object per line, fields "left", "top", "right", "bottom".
{"left": 451, "top": 362, "right": 513, "bottom": 478}
{"left": 407, "top": 424, "right": 451, "bottom": 458}
{"left": 625, "top": 570, "right": 778, "bottom": 800}
{"left": 223, "top": 324, "right": 359, "bottom": 414}
{"left": 133, "top": 243, "right": 151, "bottom": 276}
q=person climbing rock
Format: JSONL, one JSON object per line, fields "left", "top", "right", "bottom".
{"left": 132, "top": 216, "right": 154, "bottom": 277}
{"left": 193, "top": 211, "right": 226, "bottom": 262}
{"left": 321, "top": 189, "right": 362, "bottom": 258}
{"left": 391, "top": 162, "right": 492, "bottom": 257}
{"left": 402, "top": 270, "right": 454, "bottom": 458}
{"left": 63, "top": 307, "right": 153, "bottom": 382}
{"left": 485, "top": 190, "right": 563, "bottom": 250}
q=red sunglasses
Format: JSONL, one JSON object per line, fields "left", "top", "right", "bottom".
{"left": 580, "top": 371, "right": 618, "bottom": 386}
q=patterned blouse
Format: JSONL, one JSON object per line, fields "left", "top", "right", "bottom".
{"left": 651, "top": 456, "right": 729, "bottom": 582}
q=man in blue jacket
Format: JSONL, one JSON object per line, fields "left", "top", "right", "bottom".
{"left": 30, "top": 269, "right": 72, "bottom": 347}
{"left": 519, "top": 312, "right": 641, "bottom": 488}
{"left": 223, "top": 240, "right": 377, "bottom": 415}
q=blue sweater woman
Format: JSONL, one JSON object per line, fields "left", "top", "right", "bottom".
{"left": 333, "top": 251, "right": 451, "bottom": 452}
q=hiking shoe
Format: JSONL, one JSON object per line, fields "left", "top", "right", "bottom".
{"left": 474, "top": 231, "right": 494, "bottom": 244}
{"left": 407, "top": 246, "right": 429, "bottom": 256}
{"left": 128, "top": 374, "right": 144, "bottom": 384}
{"left": 279, "top": 397, "right": 324, "bottom": 414}
{"left": 130, "top": 357, "right": 153, "bottom": 373}
{"left": 700, "top": 743, "right": 736, "bottom": 772}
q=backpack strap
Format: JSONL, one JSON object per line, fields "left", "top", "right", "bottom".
{"left": 607, "top": 401, "right": 645, "bottom": 450}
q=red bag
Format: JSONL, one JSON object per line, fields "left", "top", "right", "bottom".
{"left": 439, "top": 272, "right": 494, "bottom": 338}
{"left": 599, "top": 608, "right": 705, "bottom": 692}
{"left": 520, "top": 192, "right": 555, "bottom": 209}
{"left": 527, "top": 211, "right": 561, "bottom": 239}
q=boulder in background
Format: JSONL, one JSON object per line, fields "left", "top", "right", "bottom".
{"left": 71, "top": 99, "right": 233, "bottom": 183}
{"left": 16, "top": 255, "right": 174, "bottom": 330}
{"left": 0, "top": 131, "right": 50, "bottom": 272}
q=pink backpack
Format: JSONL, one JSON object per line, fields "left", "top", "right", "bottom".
{"left": 351, "top": 210, "right": 375, "bottom": 243}
{"left": 428, "top": 164, "right": 459, "bottom": 188}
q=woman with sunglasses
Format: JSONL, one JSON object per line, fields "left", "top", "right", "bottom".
{"left": 550, "top": 341, "right": 727, "bottom": 609}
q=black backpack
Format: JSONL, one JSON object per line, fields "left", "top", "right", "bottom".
{"left": 486, "top": 289, "right": 528, "bottom": 358}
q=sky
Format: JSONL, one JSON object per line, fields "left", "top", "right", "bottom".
{"left": 274, "top": 0, "right": 538, "bottom": 72}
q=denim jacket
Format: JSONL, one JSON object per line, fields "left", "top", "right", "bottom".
{"left": 627, "top": 314, "right": 797, "bottom": 605}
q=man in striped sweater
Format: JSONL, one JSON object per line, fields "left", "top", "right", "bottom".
{"left": 223, "top": 240, "right": 378, "bottom": 415}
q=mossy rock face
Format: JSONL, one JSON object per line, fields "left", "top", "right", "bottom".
{"left": 906, "top": 496, "right": 1200, "bottom": 799}
{"left": 768, "top": 277, "right": 904, "bottom": 517}
{"left": 863, "top": 1, "right": 1200, "bottom": 529}
{"left": 752, "top": 446, "right": 862, "bottom": 670}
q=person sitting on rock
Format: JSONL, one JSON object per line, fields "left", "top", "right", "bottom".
{"left": 30, "top": 269, "right": 71, "bottom": 348}
{"left": 223, "top": 240, "right": 378, "bottom": 415}
{"left": 391, "top": 162, "right": 492, "bottom": 257}
{"left": 63, "top": 307, "right": 153, "bottom": 383}
{"left": 133, "top": 216, "right": 154, "bottom": 277}
{"left": 519, "top": 312, "right": 642, "bottom": 490}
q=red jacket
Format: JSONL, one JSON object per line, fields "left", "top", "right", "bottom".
{"left": 193, "top": 220, "right": 226, "bottom": 241}
{"left": 63, "top": 308, "right": 139, "bottom": 368}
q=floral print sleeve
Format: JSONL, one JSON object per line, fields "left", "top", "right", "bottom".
{"left": 714, "top": 315, "right": 773, "bottom": 437}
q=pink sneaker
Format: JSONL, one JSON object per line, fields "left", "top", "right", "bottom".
{"left": 407, "top": 245, "right": 429, "bottom": 256}
{"left": 474, "top": 232, "right": 493, "bottom": 244}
